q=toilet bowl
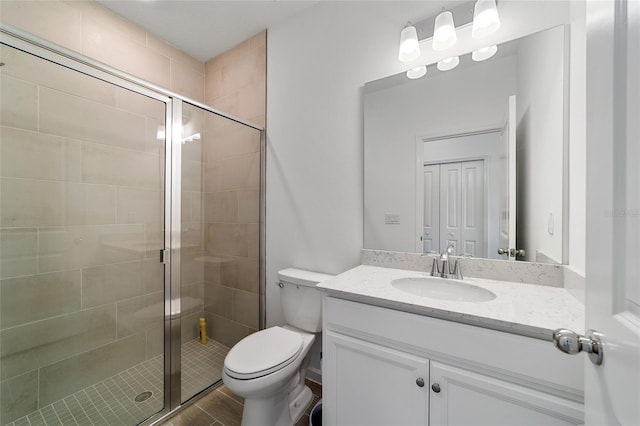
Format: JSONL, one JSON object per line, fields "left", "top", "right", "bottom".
{"left": 222, "top": 268, "right": 333, "bottom": 426}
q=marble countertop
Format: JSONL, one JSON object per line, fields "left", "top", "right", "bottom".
{"left": 317, "top": 265, "right": 585, "bottom": 341}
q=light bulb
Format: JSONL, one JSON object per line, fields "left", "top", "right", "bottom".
{"left": 406, "top": 66, "right": 427, "bottom": 79}
{"left": 437, "top": 56, "right": 460, "bottom": 71}
{"left": 472, "top": 0, "right": 501, "bottom": 39}
{"left": 472, "top": 45, "right": 498, "bottom": 61}
{"left": 433, "top": 11, "right": 457, "bottom": 51}
{"left": 399, "top": 25, "right": 420, "bottom": 62}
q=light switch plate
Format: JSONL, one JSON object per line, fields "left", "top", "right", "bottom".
{"left": 385, "top": 213, "right": 400, "bottom": 224}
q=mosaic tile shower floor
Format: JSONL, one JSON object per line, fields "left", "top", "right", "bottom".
{"left": 7, "top": 339, "right": 229, "bottom": 426}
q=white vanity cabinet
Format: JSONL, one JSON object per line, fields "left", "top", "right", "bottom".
{"left": 324, "top": 331, "right": 429, "bottom": 425}
{"left": 322, "top": 297, "right": 584, "bottom": 426}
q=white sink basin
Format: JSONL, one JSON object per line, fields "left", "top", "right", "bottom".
{"left": 391, "top": 277, "right": 497, "bottom": 302}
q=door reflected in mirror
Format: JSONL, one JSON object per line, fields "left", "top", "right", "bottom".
{"left": 364, "top": 25, "right": 568, "bottom": 264}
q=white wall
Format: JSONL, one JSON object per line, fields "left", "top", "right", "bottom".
{"left": 266, "top": 1, "right": 444, "bottom": 327}
{"left": 516, "top": 25, "right": 566, "bottom": 264}
{"left": 364, "top": 56, "right": 516, "bottom": 253}
{"left": 266, "top": 0, "right": 586, "bottom": 376}
{"left": 568, "top": 1, "right": 587, "bottom": 276}
{"left": 267, "top": 1, "right": 441, "bottom": 380}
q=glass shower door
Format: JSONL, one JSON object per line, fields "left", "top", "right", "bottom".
{"left": 0, "top": 44, "right": 167, "bottom": 425}
{"left": 178, "top": 102, "right": 262, "bottom": 402}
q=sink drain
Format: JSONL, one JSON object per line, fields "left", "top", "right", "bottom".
{"left": 134, "top": 391, "right": 153, "bottom": 403}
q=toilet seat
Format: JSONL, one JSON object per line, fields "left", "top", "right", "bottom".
{"left": 224, "top": 326, "right": 303, "bottom": 380}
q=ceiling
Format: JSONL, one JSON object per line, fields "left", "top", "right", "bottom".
{"left": 97, "top": 0, "right": 321, "bottom": 62}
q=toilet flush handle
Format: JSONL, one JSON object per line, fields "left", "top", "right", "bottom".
{"left": 278, "top": 282, "right": 284, "bottom": 288}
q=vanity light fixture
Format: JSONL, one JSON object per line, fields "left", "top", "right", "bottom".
{"left": 397, "top": 1, "right": 501, "bottom": 65}
{"left": 472, "top": 0, "right": 501, "bottom": 39}
{"left": 432, "top": 11, "right": 457, "bottom": 51}
{"left": 437, "top": 56, "right": 460, "bottom": 71}
{"left": 398, "top": 23, "right": 420, "bottom": 62}
{"left": 406, "top": 65, "right": 427, "bottom": 79}
{"left": 472, "top": 45, "right": 498, "bottom": 61}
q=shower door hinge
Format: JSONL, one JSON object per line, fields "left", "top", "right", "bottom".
{"left": 160, "top": 249, "right": 169, "bottom": 264}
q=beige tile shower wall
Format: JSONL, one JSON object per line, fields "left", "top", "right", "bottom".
{"left": 202, "top": 32, "right": 265, "bottom": 348}
{"left": 0, "top": 0, "right": 205, "bottom": 102}
{"left": 205, "top": 32, "right": 266, "bottom": 127}
{"left": 202, "top": 118, "right": 261, "bottom": 348}
{"left": 0, "top": 2, "right": 206, "bottom": 423}
{"left": 181, "top": 104, "right": 206, "bottom": 344}
{"left": 202, "top": 129, "right": 261, "bottom": 347}
{"left": 204, "top": 31, "right": 267, "bottom": 346}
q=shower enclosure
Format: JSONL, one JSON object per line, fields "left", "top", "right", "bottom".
{"left": 0, "top": 27, "right": 263, "bottom": 426}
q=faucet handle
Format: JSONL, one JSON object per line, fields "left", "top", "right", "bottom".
{"left": 442, "top": 258, "right": 451, "bottom": 275}
{"left": 451, "top": 260, "right": 463, "bottom": 280}
{"left": 430, "top": 258, "right": 441, "bottom": 276}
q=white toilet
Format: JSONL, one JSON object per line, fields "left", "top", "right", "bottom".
{"left": 222, "top": 268, "right": 333, "bottom": 426}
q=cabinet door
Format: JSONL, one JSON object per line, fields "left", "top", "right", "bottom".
{"left": 324, "top": 331, "right": 429, "bottom": 426}
{"left": 429, "top": 362, "right": 584, "bottom": 426}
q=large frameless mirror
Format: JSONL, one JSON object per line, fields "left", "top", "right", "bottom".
{"left": 364, "top": 25, "right": 569, "bottom": 264}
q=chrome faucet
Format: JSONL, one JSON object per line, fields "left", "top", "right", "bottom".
{"left": 431, "top": 244, "right": 463, "bottom": 279}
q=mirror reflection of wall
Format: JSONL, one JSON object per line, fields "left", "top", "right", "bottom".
{"left": 515, "top": 26, "right": 566, "bottom": 264}
{"left": 364, "top": 25, "right": 567, "bottom": 264}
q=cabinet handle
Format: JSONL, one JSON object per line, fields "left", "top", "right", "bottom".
{"left": 431, "top": 383, "right": 441, "bottom": 393}
{"left": 416, "top": 377, "right": 425, "bottom": 387}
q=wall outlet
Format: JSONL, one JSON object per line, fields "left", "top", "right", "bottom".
{"left": 385, "top": 213, "right": 400, "bottom": 224}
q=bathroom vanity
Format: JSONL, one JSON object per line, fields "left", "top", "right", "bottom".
{"left": 318, "top": 265, "right": 585, "bottom": 426}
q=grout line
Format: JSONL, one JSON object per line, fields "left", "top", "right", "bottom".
{"left": 74, "top": 392, "right": 98, "bottom": 426}
{"left": 49, "top": 401, "right": 66, "bottom": 426}
{"left": 10, "top": 338, "right": 230, "bottom": 425}
{"left": 61, "top": 399, "right": 80, "bottom": 426}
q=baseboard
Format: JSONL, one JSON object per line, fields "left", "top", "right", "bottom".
{"left": 306, "top": 367, "right": 322, "bottom": 384}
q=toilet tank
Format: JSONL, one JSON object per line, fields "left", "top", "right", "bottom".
{"left": 278, "top": 268, "right": 334, "bottom": 333}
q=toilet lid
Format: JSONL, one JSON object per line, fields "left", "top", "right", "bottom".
{"left": 224, "top": 326, "right": 303, "bottom": 379}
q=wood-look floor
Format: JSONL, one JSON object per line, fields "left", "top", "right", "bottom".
{"left": 160, "top": 380, "right": 322, "bottom": 426}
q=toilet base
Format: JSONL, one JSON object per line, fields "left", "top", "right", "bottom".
{"left": 241, "top": 381, "right": 313, "bottom": 426}
{"left": 288, "top": 385, "right": 312, "bottom": 424}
